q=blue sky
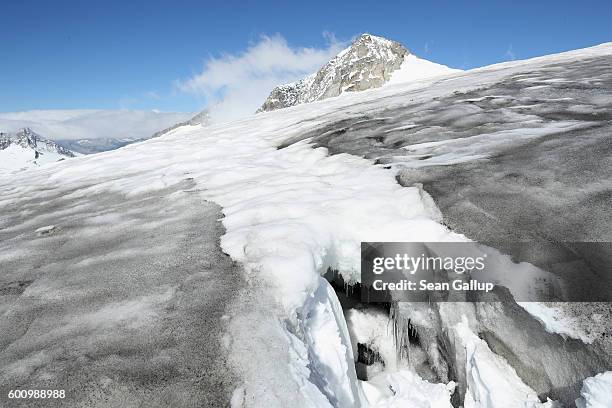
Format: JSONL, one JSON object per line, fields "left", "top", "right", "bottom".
{"left": 2, "top": 0, "right": 611, "bottom": 113}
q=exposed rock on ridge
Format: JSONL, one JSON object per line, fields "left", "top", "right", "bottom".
{"left": 0, "top": 127, "right": 75, "bottom": 157}
{"left": 257, "top": 34, "right": 409, "bottom": 112}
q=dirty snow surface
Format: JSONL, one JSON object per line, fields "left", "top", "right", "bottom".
{"left": 0, "top": 181, "right": 243, "bottom": 407}
{"left": 1, "top": 43, "right": 612, "bottom": 407}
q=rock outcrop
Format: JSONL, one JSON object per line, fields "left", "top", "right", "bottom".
{"left": 257, "top": 34, "right": 410, "bottom": 112}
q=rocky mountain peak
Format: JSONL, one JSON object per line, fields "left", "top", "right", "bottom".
{"left": 257, "top": 33, "right": 410, "bottom": 113}
{"left": 0, "top": 127, "right": 76, "bottom": 157}
{"left": 10, "top": 127, "right": 38, "bottom": 147}
{"left": 349, "top": 33, "right": 408, "bottom": 57}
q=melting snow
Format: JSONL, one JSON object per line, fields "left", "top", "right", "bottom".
{"left": 362, "top": 370, "right": 455, "bottom": 407}
{"left": 455, "top": 316, "right": 561, "bottom": 408}
{"left": 2, "top": 41, "right": 611, "bottom": 407}
{"left": 517, "top": 302, "right": 599, "bottom": 344}
{"left": 575, "top": 371, "right": 612, "bottom": 408}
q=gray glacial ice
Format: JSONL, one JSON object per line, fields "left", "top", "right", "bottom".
{"left": 0, "top": 179, "right": 243, "bottom": 407}
{"left": 276, "top": 50, "right": 612, "bottom": 406}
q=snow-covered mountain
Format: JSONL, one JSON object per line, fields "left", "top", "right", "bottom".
{"left": 0, "top": 109, "right": 194, "bottom": 154}
{"left": 0, "top": 127, "right": 76, "bottom": 172}
{"left": 151, "top": 109, "right": 210, "bottom": 138}
{"left": 258, "top": 33, "right": 460, "bottom": 112}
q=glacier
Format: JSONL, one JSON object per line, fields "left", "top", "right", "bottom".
{"left": 1, "top": 41, "right": 612, "bottom": 407}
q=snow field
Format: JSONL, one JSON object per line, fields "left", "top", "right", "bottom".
{"left": 2, "top": 41, "right": 611, "bottom": 407}
{"left": 387, "top": 54, "right": 461, "bottom": 86}
{"left": 0, "top": 144, "right": 66, "bottom": 172}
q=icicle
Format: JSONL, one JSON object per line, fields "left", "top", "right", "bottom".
{"left": 390, "top": 302, "right": 423, "bottom": 370}
{"left": 390, "top": 302, "right": 411, "bottom": 367}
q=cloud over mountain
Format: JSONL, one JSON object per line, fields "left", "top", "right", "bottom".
{"left": 178, "top": 34, "right": 345, "bottom": 122}
{"left": 0, "top": 110, "right": 193, "bottom": 141}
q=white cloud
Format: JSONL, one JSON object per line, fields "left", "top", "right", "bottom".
{"left": 504, "top": 44, "right": 516, "bottom": 61}
{"left": 146, "top": 91, "right": 161, "bottom": 100}
{"left": 118, "top": 96, "right": 138, "bottom": 110}
{"left": 0, "top": 110, "right": 193, "bottom": 140}
{"left": 1, "top": 34, "right": 344, "bottom": 140}
{"left": 178, "top": 33, "right": 346, "bottom": 122}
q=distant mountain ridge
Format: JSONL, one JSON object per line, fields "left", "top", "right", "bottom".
{"left": 0, "top": 109, "right": 194, "bottom": 154}
{"left": 59, "top": 110, "right": 210, "bottom": 153}
{"left": 258, "top": 33, "right": 460, "bottom": 112}
{"left": 0, "top": 128, "right": 75, "bottom": 157}
{"left": 151, "top": 110, "right": 210, "bottom": 138}
{"left": 56, "top": 137, "right": 145, "bottom": 154}
{"left": 0, "top": 128, "right": 77, "bottom": 172}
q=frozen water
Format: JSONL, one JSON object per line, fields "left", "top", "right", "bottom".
{"left": 576, "top": 371, "right": 612, "bottom": 408}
